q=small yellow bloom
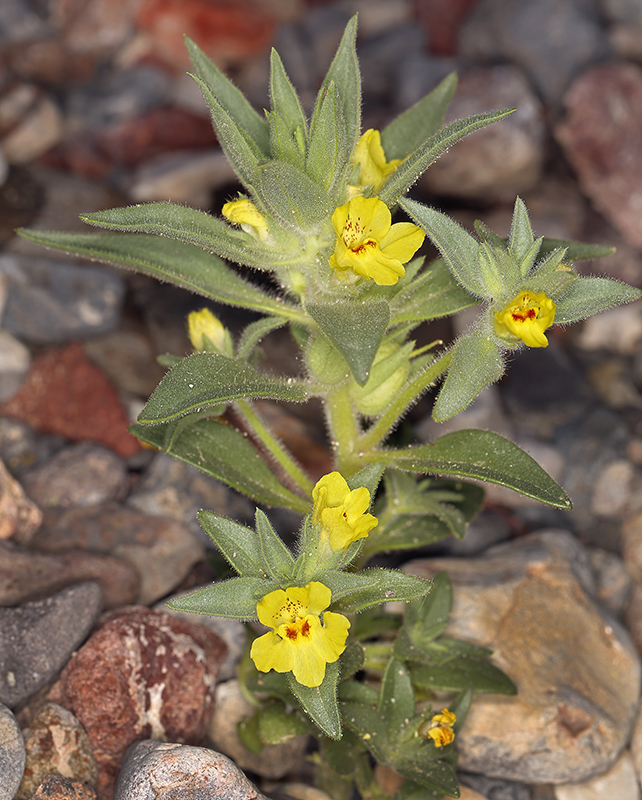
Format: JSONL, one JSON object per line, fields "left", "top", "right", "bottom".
{"left": 250, "top": 582, "right": 350, "bottom": 688}
{"left": 188, "top": 308, "right": 231, "bottom": 354}
{"left": 352, "top": 129, "right": 401, "bottom": 193}
{"left": 426, "top": 725, "right": 455, "bottom": 748}
{"left": 494, "top": 290, "right": 556, "bottom": 348}
{"left": 329, "top": 196, "right": 425, "bottom": 286}
{"left": 312, "top": 472, "right": 378, "bottom": 551}
{"left": 222, "top": 198, "right": 269, "bottom": 241}
{"left": 431, "top": 708, "right": 457, "bottom": 727}
{"left": 421, "top": 708, "right": 457, "bottom": 748}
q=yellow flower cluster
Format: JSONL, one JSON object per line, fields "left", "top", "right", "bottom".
{"left": 494, "top": 290, "right": 556, "bottom": 348}
{"left": 312, "top": 471, "right": 378, "bottom": 550}
{"left": 222, "top": 198, "right": 269, "bottom": 242}
{"left": 422, "top": 708, "right": 457, "bottom": 748}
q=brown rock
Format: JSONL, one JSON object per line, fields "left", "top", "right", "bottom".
{"left": 0, "top": 540, "right": 138, "bottom": 608}
{"left": 0, "top": 458, "right": 42, "bottom": 544}
{"left": 51, "top": 607, "right": 226, "bottom": 800}
{"left": 556, "top": 62, "right": 642, "bottom": 248}
{"left": 30, "top": 773, "right": 97, "bottom": 800}
{"left": 0, "top": 343, "right": 141, "bottom": 459}
{"left": 413, "top": 0, "right": 479, "bottom": 56}
{"left": 621, "top": 511, "right": 642, "bottom": 583}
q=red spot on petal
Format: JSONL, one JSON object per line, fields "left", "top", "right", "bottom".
{"left": 301, "top": 620, "right": 311, "bottom": 637}
{"left": 285, "top": 626, "right": 298, "bottom": 641}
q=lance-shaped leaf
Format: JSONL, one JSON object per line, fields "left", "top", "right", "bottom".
{"left": 237, "top": 317, "right": 286, "bottom": 360}
{"left": 379, "top": 658, "right": 415, "bottom": 732}
{"left": 508, "top": 196, "right": 535, "bottom": 265}
{"left": 255, "top": 509, "right": 295, "bottom": 582}
{"left": 381, "top": 72, "right": 457, "bottom": 161}
{"left": 400, "top": 200, "right": 485, "bottom": 297}
{"left": 381, "top": 109, "right": 513, "bottom": 208}
{"left": 394, "top": 572, "right": 453, "bottom": 659}
{"left": 538, "top": 237, "right": 615, "bottom": 261}
{"left": 410, "top": 646, "right": 517, "bottom": 695}
{"left": 198, "top": 511, "right": 263, "bottom": 577}
{"left": 339, "top": 702, "right": 389, "bottom": 761}
{"left": 395, "top": 759, "right": 459, "bottom": 797}
{"left": 433, "top": 329, "right": 504, "bottom": 422}
{"left": 306, "top": 81, "right": 348, "bottom": 197}
{"left": 256, "top": 160, "right": 333, "bottom": 232}
{"left": 317, "top": 569, "right": 432, "bottom": 613}
{"left": 269, "top": 49, "right": 307, "bottom": 151}
{"left": 167, "top": 576, "right": 278, "bottom": 618}
{"left": 16, "top": 228, "right": 301, "bottom": 319}
{"left": 346, "top": 462, "right": 385, "bottom": 499}
{"left": 137, "top": 352, "right": 309, "bottom": 424}
{"left": 129, "top": 417, "right": 309, "bottom": 512}
{"left": 307, "top": 299, "right": 390, "bottom": 385}
{"left": 390, "top": 258, "right": 478, "bottom": 324}
{"left": 554, "top": 276, "right": 642, "bottom": 324}
{"left": 384, "top": 429, "right": 572, "bottom": 509}
{"left": 288, "top": 661, "right": 342, "bottom": 740}
{"left": 267, "top": 109, "right": 305, "bottom": 170}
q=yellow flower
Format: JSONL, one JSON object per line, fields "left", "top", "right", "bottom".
{"left": 312, "top": 471, "right": 378, "bottom": 551}
{"left": 494, "top": 290, "right": 556, "bottom": 348}
{"left": 222, "top": 198, "right": 269, "bottom": 241}
{"left": 352, "top": 129, "right": 401, "bottom": 193}
{"left": 250, "top": 582, "right": 350, "bottom": 687}
{"left": 432, "top": 708, "right": 456, "bottom": 727}
{"left": 329, "top": 196, "right": 425, "bottom": 286}
{"left": 421, "top": 708, "right": 457, "bottom": 748}
{"left": 187, "top": 308, "right": 232, "bottom": 355}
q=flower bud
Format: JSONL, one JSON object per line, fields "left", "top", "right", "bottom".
{"left": 188, "top": 308, "right": 233, "bottom": 356}
{"left": 222, "top": 198, "right": 269, "bottom": 242}
{"left": 350, "top": 341, "right": 410, "bottom": 416}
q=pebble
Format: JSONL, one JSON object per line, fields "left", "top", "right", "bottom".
{"left": 0, "top": 702, "right": 25, "bottom": 800}
{"left": 48, "top": 606, "right": 227, "bottom": 799}
{"left": 0, "top": 582, "right": 102, "bottom": 708}
{"left": 0, "top": 254, "right": 125, "bottom": 345}
{"left": 0, "top": 540, "right": 138, "bottom": 609}
{"left": 553, "top": 750, "right": 640, "bottom": 800}
{"left": 575, "top": 303, "right": 642, "bottom": 355}
{"left": 460, "top": 773, "right": 531, "bottom": 800}
{"left": 403, "top": 531, "right": 641, "bottom": 783}
{"left": 590, "top": 459, "right": 636, "bottom": 517}
{"left": 0, "top": 417, "right": 63, "bottom": 476}
{"left": 0, "top": 457, "right": 42, "bottom": 544}
{"left": 33, "top": 503, "right": 204, "bottom": 605}
{"left": 29, "top": 773, "right": 97, "bottom": 799}
{"left": 0, "top": 0, "right": 50, "bottom": 44}
{"left": 16, "top": 703, "right": 97, "bottom": 799}
{"left": 631, "top": 702, "right": 642, "bottom": 787}
{"left": 588, "top": 547, "right": 633, "bottom": 617}
{"left": 420, "top": 65, "right": 545, "bottom": 202}
{"left": 0, "top": 343, "right": 141, "bottom": 459}
{"left": 0, "top": 330, "right": 30, "bottom": 403}
{"left": 114, "top": 739, "right": 270, "bottom": 800}
{"left": 209, "top": 679, "right": 309, "bottom": 780}
{"left": 1, "top": 95, "right": 63, "bottom": 164}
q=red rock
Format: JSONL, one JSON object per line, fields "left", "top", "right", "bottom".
{"left": 0, "top": 343, "right": 140, "bottom": 458}
{"left": 413, "top": 0, "right": 479, "bottom": 55}
{"left": 555, "top": 62, "right": 642, "bottom": 249}
{"left": 135, "top": 0, "right": 277, "bottom": 70}
{"left": 51, "top": 607, "right": 227, "bottom": 800}
{"left": 30, "top": 773, "right": 97, "bottom": 800}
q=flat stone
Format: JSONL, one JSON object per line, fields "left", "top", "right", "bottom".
{"left": 16, "top": 703, "right": 97, "bottom": 799}
{"left": 49, "top": 606, "right": 227, "bottom": 799}
{"left": 0, "top": 582, "right": 102, "bottom": 708}
{"left": 114, "top": 739, "right": 270, "bottom": 799}
{"left": 554, "top": 750, "right": 640, "bottom": 800}
{"left": 403, "top": 531, "right": 641, "bottom": 783}
{"left": 0, "top": 457, "right": 42, "bottom": 544}
{"left": 588, "top": 547, "right": 633, "bottom": 617}
{"left": 0, "top": 702, "right": 25, "bottom": 800}
{"left": 0, "top": 330, "right": 30, "bottom": 403}
{"left": 29, "top": 773, "right": 97, "bottom": 799}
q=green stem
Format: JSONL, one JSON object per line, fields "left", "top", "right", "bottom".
{"left": 236, "top": 399, "right": 314, "bottom": 496}
{"left": 362, "top": 641, "right": 394, "bottom": 671}
{"left": 325, "top": 383, "right": 362, "bottom": 476}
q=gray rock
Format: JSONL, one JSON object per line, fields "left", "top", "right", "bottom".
{"left": 0, "top": 457, "right": 41, "bottom": 544}
{"left": 0, "top": 417, "right": 59, "bottom": 475}
{"left": 554, "top": 751, "right": 640, "bottom": 799}
{"left": 114, "top": 740, "right": 270, "bottom": 800}
{"left": 0, "top": 330, "right": 30, "bottom": 403}
{"left": 0, "top": 254, "right": 124, "bottom": 344}
{"left": 21, "top": 442, "right": 128, "bottom": 508}
{"left": 588, "top": 547, "right": 633, "bottom": 617}
{"left": 392, "top": 50, "right": 459, "bottom": 113}
{"left": 0, "top": 702, "right": 24, "bottom": 800}
{"left": 358, "top": 24, "right": 426, "bottom": 102}
{"left": 460, "top": 773, "right": 531, "bottom": 800}
{"left": 0, "top": 582, "right": 102, "bottom": 707}
{"left": 0, "top": 0, "right": 50, "bottom": 44}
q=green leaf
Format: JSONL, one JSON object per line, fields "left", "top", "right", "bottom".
{"left": 395, "top": 759, "right": 459, "bottom": 797}
{"left": 433, "top": 329, "right": 504, "bottom": 421}
{"left": 238, "top": 712, "right": 263, "bottom": 754}
{"left": 340, "top": 702, "right": 390, "bottom": 761}
{"left": 410, "top": 651, "right": 516, "bottom": 695}
{"left": 311, "top": 15, "right": 360, "bottom": 161}
{"left": 288, "top": 661, "right": 342, "bottom": 740}
{"left": 257, "top": 699, "right": 309, "bottom": 744}
{"left": 338, "top": 679, "right": 379, "bottom": 707}
{"left": 269, "top": 48, "right": 307, "bottom": 148}
{"left": 538, "top": 237, "right": 615, "bottom": 261}
{"left": 325, "top": 729, "right": 367, "bottom": 776}
{"left": 198, "top": 511, "right": 263, "bottom": 577}
{"left": 400, "top": 199, "right": 485, "bottom": 296}
{"left": 257, "top": 160, "right": 333, "bottom": 232}
{"left": 267, "top": 110, "right": 306, "bottom": 170}
{"left": 318, "top": 569, "right": 432, "bottom": 613}
{"left": 346, "top": 462, "right": 385, "bottom": 499}
{"left": 508, "top": 197, "right": 535, "bottom": 264}
{"left": 186, "top": 36, "right": 269, "bottom": 157}
{"left": 307, "top": 299, "right": 390, "bottom": 385}
{"left": 307, "top": 81, "right": 348, "bottom": 197}
{"left": 554, "top": 276, "right": 642, "bottom": 324}
{"left": 16, "top": 228, "right": 299, "bottom": 319}
{"left": 381, "top": 109, "right": 513, "bottom": 208}
{"left": 137, "top": 352, "right": 309, "bottom": 424}
{"left": 385, "top": 429, "right": 572, "bottom": 509}
{"left": 166, "top": 576, "right": 276, "bottom": 618}
{"left": 389, "top": 258, "right": 478, "bottom": 324}
{"left": 395, "top": 572, "right": 452, "bottom": 659}
{"left": 237, "top": 317, "right": 286, "bottom": 360}
{"left": 129, "top": 418, "right": 309, "bottom": 512}
{"left": 381, "top": 72, "right": 457, "bottom": 162}
{"left": 379, "top": 659, "right": 415, "bottom": 732}
{"left": 339, "top": 641, "right": 365, "bottom": 681}
{"left": 255, "top": 509, "right": 295, "bottom": 582}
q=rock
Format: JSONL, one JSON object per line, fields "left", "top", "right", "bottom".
{"left": 575, "top": 303, "right": 642, "bottom": 355}
{"left": 0, "top": 417, "right": 39, "bottom": 473}
{"left": 624, "top": 582, "right": 642, "bottom": 655}
{"left": 554, "top": 750, "right": 640, "bottom": 800}
{"left": 9, "top": 40, "right": 95, "bottom": 86}
{"left": 459, "top": 0, "right": 611, "bottom": 105}
{"left": 208, "top": 679, "right": 309, "bottom": 780}
{"left": 49, "top": 606, "right": 227, "bottom": 799}
{"left": 29, "top": 773, "right": 97, "bottom": 799}
{"left": 33, "top": 503, "right": 204, "bottom": 605}
{"left": 0, "top": 582, "right": 102, "bottom": 708}
{"left": 460, "top": 773, "right": 530, "bottom": 800}
{"left": 0, "top": 0, "right": 50, "bottom": 44}
{"left": 114, "top": 739, "right": 270, "bottom": 800}
{"left": 420, "top": 65, "right": 545, "bottom": 202}
{"left": 586, "top": 359, "right": 642, "bottom": 412}
{"left": 618, "top": 511, "right": 642, "bottom": 584}
{"left": 0, "top": 702, "right": 25, "bottom": 800}
{"left": 413, "top": 0, "right": 478, "bottom": 55}
{"left": 15, "top": 703, "right": 97, "bottom": 799}
{"left": 631, "top": 702, "right": 642, "bottom": 786}
{"left": 590, "top": 459, "right": 636, "bottom": 517}
{"left": 403, "top": 531, "right": 641, "bottom": 783}
{"left": 0, "top": 95, "right": 63, "bottom": 164}
{"left": 358, "top": 23, "right": 426, "bottom": 103}
{"left": 0, "top": 343, "right": 141, "bottom": 459}
{"left": 555, "top": 62, "right": 642, "bottom": 248}
{"left": 588, "top": 547, "right": 633, "bottom": 617}
{"left": 0, "top": 539, "right": 138, "bottom": 609}
{"left": 0, "top": 458, "right": 42, "bottom": 544}
{"left": 0, "top": 254, "right": 125, "bottom": 345}
{"left": 0, "top": 330, "right": 30, "bottom": 403}
{"left": 57, "top": 0, "right": 136, "bottom": 58}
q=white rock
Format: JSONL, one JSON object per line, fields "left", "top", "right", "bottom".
{"left": 576, "top": 301, "right": 642, "bottom": 355}
{"left": 1, "top": 97, "right": 63, "bottom": 164}
{"left": 0, "top": 331, "right": 30, "bottom": 403}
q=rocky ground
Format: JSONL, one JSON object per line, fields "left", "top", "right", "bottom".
{"left": 3, "top": 0, "right": 642, "bottom": 798}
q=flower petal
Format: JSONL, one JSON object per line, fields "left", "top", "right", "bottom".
{"left": 250, "top": 630, "right": 294, "bottom": 674}
{"left": 379, "top": 222, "right": 425, "bottom": 262}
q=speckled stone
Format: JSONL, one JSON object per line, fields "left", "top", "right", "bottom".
{"left": 0, "top": 702, "right": 25, "bottom": 800}
{"left": 29, "top": 773, "right": 97, "bottom": 799}
{"left": 0, "top": 457, "right": 42, "bottom": 544}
